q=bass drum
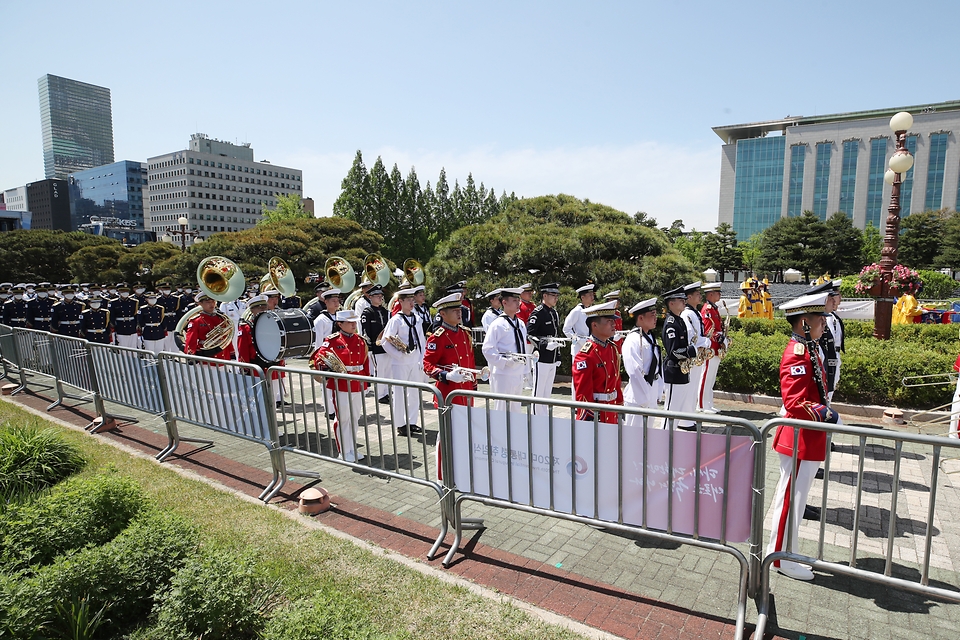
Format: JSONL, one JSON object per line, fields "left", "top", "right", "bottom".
{"left": 253, "top": 309, "right": 314, "bottom": 362}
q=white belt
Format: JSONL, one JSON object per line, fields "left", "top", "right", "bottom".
{"left": 60, "top": 320, "right": 80, "bottom": 325}
{"left": 11, "top": 317, "right": 26, "bottom": 322}
{"left": 345, "top": 365, "right": 363, "bottom": 372}
{"left": 145, "top": 322, "right": 162, "bottom": 327}
{"left": 593, "top": 392, "right": 617, "bottom": 402}
{"left": 117, "top": 316, "right": 135, "bottom": 321}
{"left": 88, "top": 329, "right": 106, "bottom": 333}
{"left": 36, "top": 316, "right": 51, "bottom": 321}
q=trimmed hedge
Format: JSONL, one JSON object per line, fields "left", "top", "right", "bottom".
{"left": 0, "top": 473, "right": 145, "bottom": 573}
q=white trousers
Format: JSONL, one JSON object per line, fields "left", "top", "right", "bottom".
{"left": 950, "top": 375, "right": 960, "bottom": 438}
{"left": 272, "top": 377, "right": 285, "bottom": 403}
{"left": 698, "top": 357, "right": 720, "bottom": 410}
{"left": 162, "top": 332, "right": 178, "bottom": 353}
{"left": 532, "top": 361, "right": 559, "bottom": 415}
{"left": 142, "top": 338, "right": 164, "bottom": 355}
{"left": 333, "top": 389, "right": 365, "bottom": 462}
{"left": 766, "top": 453, "right": 820, "bottom": 565}
{"left": 390, "top": 361, "right": 422, "bottom": 427}
{"left": 664, "top": 381, "right": 697, "bottom": 427}
{"left": 370, "top": 353, "right": 389, "bottom": 398}
{"left": 115, "top": 333, "right": 140, "bottom": 349}
{"left": 490, "top": 372, "right": 524, "bottom": 413}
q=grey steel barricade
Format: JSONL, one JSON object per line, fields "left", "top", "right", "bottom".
{"left": 86, "top": 342, "right": 166, "bottom": 433}
{"left": 47, "top": 334, "right": 104, "bottom": 417}
{"left": 754, "top": 418, "right": 960, "bottom": 639}
{"left": 11, "top": 327, "right": 57, "bottom": 399}
{"left": 440, "top": 389, "right": 764, "bottom": 640}
{"left": 157, "top": 352, "right": 283, "bottom": 500}
{"left": 269, "top": 365, "right": 450, "bottom": 555}
{"left": 0, "top": 323, "right": 19, "bottom": 380}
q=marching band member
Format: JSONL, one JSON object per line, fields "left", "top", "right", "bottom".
{"left": 767, "top": 291, "right": 839, "bottom": 582}
{"left": 603, "top": 290, "right": 624, "bottom": 347}
{"left": 2, "top": 285, "right": 28, "bottom": 328}
{"left": 359, "top": 284, "right": 390, "bottom": 404}
{"left": 481, "top": 289, "right": 503, "bottom": 331}
{"left": 454, "top": 281, "right": 474, "bottom": 327}
{"left": 823, "top": 281, "right": 844, "bottom": 401}
{"left": 680, "top": 281, "right": 710, "bottom": 415}
{"left": 280, "top": 290, "right": 302, "bottom": 309}
{"left": 737, "top": 280, "right": 754, "bottom": 318}
{"left": 303, "top": 282, "right": 332, "bottom": 325}
{"left": 517, "top": 283, "right": 535, "bottom": 324}
{"left": 219, "top": 293, "right": 247, "bottom": 356}
{"left": 662, "top": 286, "right": 697, "bottom": 429}
{"left": 137, "top": 292, "right": 166, "bottom": 354}
{"left": 27, "top": 284, "right": 55, "bottom": 331}
{"left": 51, "top": 286, "right": 84, "bottom": 337}
{"left": 133, "top": 282, "right": 148, "bottom": 307}
{"left": 80, "top": 294, "right": 111, "bottom": 344}
{"left": 311, "top": 309, "right": 369, "bottom": 462}
{"left": 698, "top": 282, "right": 725, "bottom": 413}
{"left": 261, "top": 286, "right": 290, "bottom": 406}
{"left": 527, "top": 282, "right": 563, "bottom": 414}
{"left": 183, "top": 292, "right": 235, "bottom": 360}
{"left": 236, "top": 294, "right": 269, "bottom": 366}
{"left": 622, "top": 297, "right": 663, "bottom": 418}
{"left": 413, "top": 286, "right": 432, "bottom": 337}
{"left": 155, "top": 283, "right": 180, "bottom": 352}
{"left": 423, "top": 292, "right": 477, "bottom": 405}
{"left": 760, "top": 278, "right": 774, "bottom": 319}
{"left": 482, "top": 287, "right": 529, "bottom": 412}
{"left": 563, "top": 283, "right": 595, "bottom": 398}
{"left": 352, "top": 278, "right": 375, "bottom": 319}
{"left": 572, "top": 300, "right": 623, "bottom": 423}
{"left": 380, "top": 287, "right": 427, "bottom": 436}
{"left": 312, "top": 288, "right": 342, "bottom": 349}
{"left": 110, "top": 284, "right": 140, "bottom": 348}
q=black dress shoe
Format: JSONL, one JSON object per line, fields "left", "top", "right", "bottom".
{"left": 397, "top": 425, "right": 409, "bottom": 436}
{"left": 803, "top": 505, "right": 821, "bottom": 521}
{"left": 410, "top": 424, "right": 423, "bottom": 435}
{"left": 327, "top": 413, "right": 336, "bottom": 420}
{"left": 815, "top": 468, "right": 824, "bottom": 479}
{"left": 378, "top": 396, "right": 391, "bottom": 405}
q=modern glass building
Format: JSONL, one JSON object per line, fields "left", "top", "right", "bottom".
{"left": 38, "top": 74, "right": 114, "bottom": 179}
{"left": 68, "top": 161, "right": 147, "bottom": 230}
{"left": 715, "top": 99, "right": 960, "bottom": 239}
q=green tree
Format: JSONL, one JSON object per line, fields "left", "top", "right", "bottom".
{"left": 821, "top": 212, "right": 864, "bottom": 276}
{"left": 0, "top": 230, "right": 121, "bottom": 283}
{"left": 934, "top": 212, "right": 960, "bottom": 272}
{"left": 633, "top": 211, "right": 659, "bottom": 228}
{"left": 67, "top": 244, "right": 125, "bottom": 284}
{"left": 673, "top": 230, "right": 705, "bottom": 268}
{"left": 259, "top": 193, "right": 311, "bottom": 225}
{"left": 898, "top": 210, "right": 946, "bottom": 269}
{"left": 738, "top": 232, "right": 764, "bottom": 274}
{"left": 332, "top": 150, "right": 370, "bottom": 223}
{"left": 861, "top": 221, "right": 882, "bottom": 265}
{"left": 758, "top": 211, "right": 826, "bottom": 282}
{"left": 701, "top": 222, "right": 743, "bottom": 281}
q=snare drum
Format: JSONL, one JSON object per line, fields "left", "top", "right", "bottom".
{"left": 253, "top": 309, "right": 314, "bottom": 362}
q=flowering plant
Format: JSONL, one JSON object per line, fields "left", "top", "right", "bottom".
{"left": 854, "top": 262, "right": 923, "bottom": 295}
{"left": 854, "top": 263, "right": 882, "bottom": 294}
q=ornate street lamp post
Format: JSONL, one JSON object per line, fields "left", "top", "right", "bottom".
{"left": 874, "top": 111, "right": 914, "bottom": 340}
{"left": 166, "top": 216, "right": 200, "bottom": 252}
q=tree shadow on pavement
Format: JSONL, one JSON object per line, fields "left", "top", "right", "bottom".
{"left": 807, "top": 557, "right": 958, "bottom": 613}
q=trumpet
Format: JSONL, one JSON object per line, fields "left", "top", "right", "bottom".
{"left": 505, "top": 351, "right": 539, "bottom": 364}
{"left": 376, "top": 332, "right": 411, "bottom": 353}
{"left": 438, "top": 364, "right": 490, "bottom": 382}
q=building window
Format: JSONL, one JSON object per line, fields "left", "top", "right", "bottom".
{"left": 787, "top": 145, "right": 805, "bottom": 217}
{"left": 813, "top": 142, "right": 832, "bottom": 219}
{"left": 900, "top": 135, "right": 919, "bottom": 215}
{"left": 925, "top": 132, "right": 948, "bottom": 210}
{"left": 731, "top": 136, "right": 786, "bottom": 240}
{"left": 839, "top": 140, "right": 858, "bottom": 217}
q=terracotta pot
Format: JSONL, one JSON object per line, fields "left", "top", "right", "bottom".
{"left": 867, "top": 282, "right": 883, "bottom": 297}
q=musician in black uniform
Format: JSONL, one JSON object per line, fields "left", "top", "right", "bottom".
{"left": 527, "top": 282, "right": 563, "bottom": 413}
{"left": 27, "top": 284, "right": 55, "bottom": 331}
{"left": 280, "top": 292, "right": 302, "bottom": 309}
{"left": 80, "top": 294, "right": 111, "bottom": 344}
{"left": 132, "top": 283, "right": 148, "bottom": 306}
{"left": 110, "top": 284, "right": 140, "bottom": 348}
{"left": 3, "top": 285, "right": 29, "bottom": 328}
{"left": 51, "top": 287, "right": 84, "bottom": 337}
{"left": 0, "top": 284, "right": 11, "bottom": 312}
{"left": 155, "top": 282, "right": 180, "bottom": 352}
{"left": 304, "top": 282, "right": 331, "bottom": 325}
{"left": 360, "top": 284, "right": 390, "bottom": 403}
{"left": 413, "top": 285, "right": 432, "bottom": 337}
{"left": 137, "top": 292, "right": 167, "bottom": 355}
{"left": 661, "top": 286, "right": 698, "bottom": 429}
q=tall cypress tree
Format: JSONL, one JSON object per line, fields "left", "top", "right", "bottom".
{"left": 368, "top": 157, "right": 393, "bottom": 254}
{"left": 332, "top": 150, "right": 371, "bottom": 226}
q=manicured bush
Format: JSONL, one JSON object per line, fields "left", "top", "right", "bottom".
{"left": 150, "top": 548, "right": 278, "bottom": 640}
{"left": 918, "top": 269, "right": 959, "bottom": 299}
{"left": 0, "top": 473, "right": 145, "bottom": 572}
{"left": 0, "top": 424, "right": 85, "bottom": 498}
{"left": 261, "top": 589, "right": 382, "bottom": 640}
{"left": 0, "top": 509, "right": 198, "bottom": 639}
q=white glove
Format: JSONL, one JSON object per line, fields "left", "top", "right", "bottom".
{"left": 545, "top": 339, "right": 560, "bottom": 351}
{"left": 445, "top": 369, "right": 466, "bottom": 383}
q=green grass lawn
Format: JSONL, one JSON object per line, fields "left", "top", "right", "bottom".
{"left": 0, "top": 399, "right": 585, "bottom": 640}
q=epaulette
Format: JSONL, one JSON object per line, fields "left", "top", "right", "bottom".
{"left": 327, "top": 332, "right": 340, "bottom": 339}
{"left": 580, "top": 341, "right": 593, "bottom": 353}
{"left": 434, "top": 327, "right": 445, "bottom": 337}
{"left": 793, "top": 342, "right": 805, "bottom": 356}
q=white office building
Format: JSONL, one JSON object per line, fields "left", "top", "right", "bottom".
{"left": 145, "top": 133, "right": 303, "bottom": 240}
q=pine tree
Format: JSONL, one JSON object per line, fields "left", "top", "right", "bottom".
{"left": 463, "top": 173, "right": 481, "bottom": 225}
{"left": 332, "top": 151, "right": 370, "bottom": 225}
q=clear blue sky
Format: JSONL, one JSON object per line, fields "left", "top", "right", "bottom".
{"left": 2, "top": 0, "right": 956, "bottom": 232}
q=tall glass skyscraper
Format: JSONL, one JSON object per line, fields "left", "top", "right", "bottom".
{"left": 68, "top": 160, "right": 147, "bottom": 230}
{"left": 38, "top": 74, "right": 114, "bottom": 179}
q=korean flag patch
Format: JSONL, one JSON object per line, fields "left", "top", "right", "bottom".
{"left": 790, "top": 365, "right": 806, "bottom": 376}
{"left": 575, "top": 360, "right": 587, "bottom": 371}
{"left": 426, "top": 343, "right": 437, "bottom": 351}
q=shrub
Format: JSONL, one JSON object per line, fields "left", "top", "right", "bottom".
{"left": 150, "top": 548, "right": 278, "bottom": 640}
{"left": 0, "top": 509, "right": 198, "bottom": 639}
{"left": 0, "top": 473, "right": 145, "bottom": 573}
{"left": 918, "top": 269, "right": 959, "bottom": 299}
{"left": 261, "top": 589, "right": 382, "bottom": 640}
{"left": 0, "top": 424, "right": 84, "bottom": 498}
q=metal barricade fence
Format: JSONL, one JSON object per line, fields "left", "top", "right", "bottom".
{"left": 157, "top": 352, "right": 283, "bottom": 500}
{"left": 440, "top": 389, "right": 764, "bottom": 640}
{"left": 11, "top": 328, "right": 56, "bottom": 398}
{"left": 86, "top": 342, "right": 166, "bottom": 433}
{"left": 754, "top": 418, "right": 960, "bottom": 638}
{"left": 0, "top": 323, "right": 19, "bottom": 379}
{"left": 269, "top": 365, "right": 450, "bottom": 555}
{"left": 47, "top": 334, "right": 103, "bottom": 416}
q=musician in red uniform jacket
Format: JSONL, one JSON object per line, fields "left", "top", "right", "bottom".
{"left": 184, "top": 293, "right": 235, "bottom": 361}
{"left": 572, "top": 300, "right": 623, "bottom": 424}
{"left": 310, "top": 309, "right": 369, "bottom": 462}
{"left": 517, "top": 283, "right": 536, "bottom": 325}
{"left": 766, "top": 292, "right": 839, "bottom": 582}
{"left": 236, "top": 294, "right": 268, "bottom": 366}
{"left": 423, "top": 293, "right": 479, "bottom": 406}
{"left": 697, "top": 282, "right": 725, "bottom": 413}
{"left": 602, "top": 290, "right": 624, "bottom": 348}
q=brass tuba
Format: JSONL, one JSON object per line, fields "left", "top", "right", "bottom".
{"left": 175, "top": 256, "right": 244, "bottom": 353}
{"left": 364, "top": 253, "right": 391, "bottom": 287}
{"left": 323, "top": 256, "right": 356, "bottom": 292}
{"left": 403, "top": 258, "right": 425, "bottom": 286}
{"left": 267, "top": 256, "right": 297, "bottom": 297}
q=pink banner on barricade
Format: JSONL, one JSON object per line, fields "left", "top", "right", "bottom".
{"left": 450, "top": 405, "right": 754, "bottom": 542}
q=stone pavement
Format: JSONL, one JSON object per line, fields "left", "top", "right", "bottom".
{"left": 5, "top": 362, "right": 960, "bottom": 640}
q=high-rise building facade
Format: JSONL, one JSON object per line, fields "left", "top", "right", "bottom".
{"left": 38, "top": 74, "right": 115, "bottom": 179}
{"left": 25, "top": 179, "right": 71, "bottom": 230}
{"left": 68, "top": 161, "right": 147, "bottom": 230}
{"left": 715, "top": 100, "right": 960, "bottom": 239}
{"left": 145, "top": 134, "right": 303, "bottom": 240}
{"left": 2, "top": 186, "right": 29, "bottom": 213}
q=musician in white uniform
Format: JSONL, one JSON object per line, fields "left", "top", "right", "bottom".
{"left": 219, "top": 296, "right": 247, "bottom": 356}
{"left": 312, "top": 288, "right": 342, "bottom": 349}
{"left": 562, "top": 283, "right": 595, "bottom": 399}
{"left": 824, "top": 280, "right": 844, "bottom": 402}
{"left": 622, "top": 297, "right": 663, "bottom": 422}
{"left": 380, "top": 287, "right": 427, "bottom": 436}
{"left": 482, "top": 287, "right": 529, "bottom": 412}
{"left": 481, "top": 288, "right": 503, "bottom": 332}
{"left": 677, "top": 281, "right": 710, "bottom": 416}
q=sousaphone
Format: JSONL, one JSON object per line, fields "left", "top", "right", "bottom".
{"left": 266, "top": 256, "right": 297, "bottom": 297}
{"left": 364, "top": 253, "right": 391, "bottom": 287}
{"left": 403, "top": 258, "right": 425, "bottom": 286}
{"left": 323, "top": 256, "right": 356, "bottom": 292}
{"left": 175, "top": 256, "right": 244, "bottom": 352}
